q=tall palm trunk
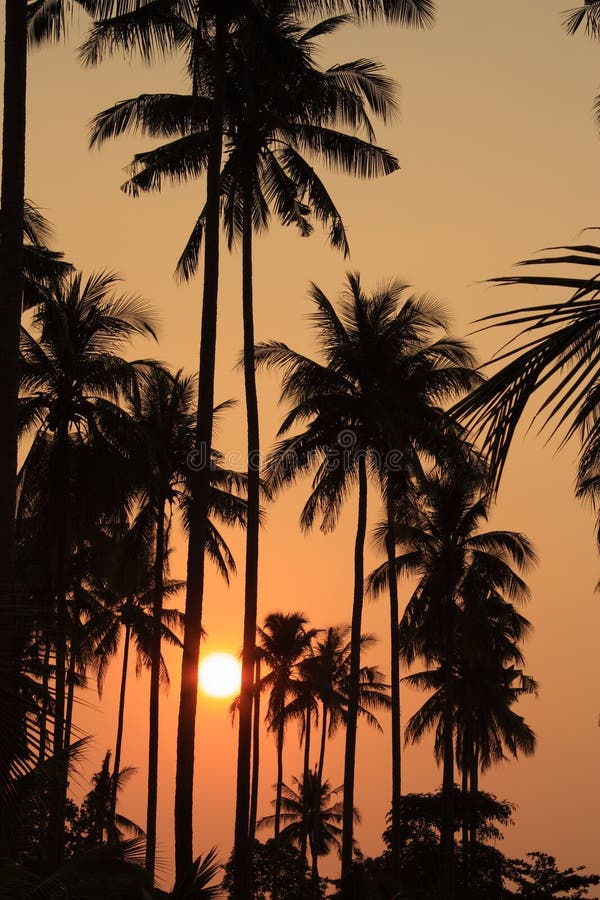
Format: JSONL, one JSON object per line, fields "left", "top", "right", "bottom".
{"left": 38, "top": 641, "right": 51, "bottom": 763}
{"left": 0, "top": 0, "right": 26, "bottom": 608}
{"left": 300, "top": 703, "right": 312, "bottom": 866}
{"left": 316, "top": 703, "right": 327, "bottom": 788}
{"left": 440, "top": 599, "right": 456, "bottom": 900}
{"left": 468, "top": 742, "right": 479, "bottom": 861}
{"left": 248, "top": 654, "right": 261, "bottom": 845}
{"left": 147, "top": 502, "right": 165, "bottom": 877}
{"left": 233, "top": 174, "right": 260, "bottom": 899}
{"left": 341, "top": 455, "right": 368, "bottom": 888}
{"left": 110, "top": 620, "right": 131, "bottom": 828}
{"left": 63, "top": 636, "right": 78, "bottom": 752}
{"left": 175, "top": 9, "right": 228, "bottom": 880}
{"left": 386, "top": 482, "right": 402, "bottom": 888}
{"left": 272, "top": 715, "right": 285, "bottom": 900}
{"left": 0, "top": 5, "right": 27, "bottom": 813}
{"left": 461, "top": 739, "right": 469, "bottom": 898}
{"left": 313, "top": 702, "right": 327, "bottom": 894}
{"left": 47, "top": 434, "right": 70, "bottom": 871}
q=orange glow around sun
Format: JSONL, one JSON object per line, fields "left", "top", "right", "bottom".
{"left": 198, "top": 652, "right": 242, "bottom": 698}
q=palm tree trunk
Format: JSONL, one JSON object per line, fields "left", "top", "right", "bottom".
{"left": 272, "top": 716, "right": 285, "bottom": 900}
{"left": 341, "top": 455, "right": 368, "bottom": 889}
{"left": 0, "top": 0, "right": 26, "bottom": 609}
{"left": 312, "top": 702, "right": 328, "bottom": 897}
{"left": 110, "top": 621, "right": 131, "bottom": 828}
{"left": 317, "top": 703, "right": 327, "bottom": 788}
{"left": 38, "top": 641, "right": 51, "bottom": 763}
{"left": 48, "top": 589, "right": 68, "bottom": 870}
{"left": 0, "top": 3, "right": 27, "bottom": 812}
{"left": 461, "top": 739, "right": 469, "bottom": 898}
{"left": 175, "top": 8, "right": 228, "bottom": 881}
{"left": 47, "top": 434, "right": 70, "bottom": 871}
{"left": 248, "top": 655, "right": 261, "bottom": 845}
{"left": 386, "top": 481, "right": 402, "bottom": 889}
{"left": 147, "top": 502, "right": 165, "bottom": 878}
{"left": 468, "top": 742, "right": 479, "bottom": 861}
{"left": 233, "top": 174, "right": 260, "bottom": 899}
{"left": 300, "top": 703, "right": 312, "bottom": 866}
{"left": 440, "top": 600, "right": 456, "bottom": 900}
{"left": 63, "top": 637, "right": 77, "bottom": 752}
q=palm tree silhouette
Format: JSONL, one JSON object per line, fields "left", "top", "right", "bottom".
{"left": 370, "top": 460, "right": 536, "bottom": 899}
{"left": 257, "top": 611, "right": 316, "bottom": 897}
{"left": 71, "top": 751, "right": 145, "bottom": 847}
{"left": 0, "top": 0, "right": 94, "bottom": 779}
{"left": 257, "top": 770, "right": 360, "bottom": 886}
{"left": 82, "top": 3, "right": 435, "bottom": 886}
{"left": 81, "top": 3, "right": 234, "bottom": 875}
{"left": 256, "top": 273, "right": 477, "bottom": 882}
{"left": 89, "top": 17, "right": 399, "bottom": 887}
{"left": 83, "top": 519, "right": 183, "bottom": 845}
{"left": 131, "top": 367, "right": 248, "bottom": 874}
{"left": 18, "top": 270, "right": 156, "bottom": 865}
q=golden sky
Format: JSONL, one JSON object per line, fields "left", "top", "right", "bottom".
{"left": 5, "top": 0, "right": 600, "bottom": 889}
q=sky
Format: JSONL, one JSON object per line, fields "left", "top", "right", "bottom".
{"left": 4, "top": 0, "right": 600, "bottom": 890}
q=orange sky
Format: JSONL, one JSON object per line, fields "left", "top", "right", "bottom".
{"left": 4, "top": 0, "right": 600, "bottom": 890}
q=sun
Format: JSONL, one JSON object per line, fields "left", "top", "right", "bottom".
{"left": 198, "top": 652, "right": 241, "bottom": 698}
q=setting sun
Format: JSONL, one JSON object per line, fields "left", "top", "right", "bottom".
{"left": 198, "top": 653, "right": 241, "bottom": 698}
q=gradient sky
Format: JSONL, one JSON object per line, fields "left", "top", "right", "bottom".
{"left": 5, "top": 0, "right": 600, "bottom": 890}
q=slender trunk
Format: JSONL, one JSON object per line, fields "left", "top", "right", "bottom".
{"left": 0, "top": 0, "right": 26, "bottom": 611}
{"left": 0, "top": 0, "right": 27, "bottom": 815}
{"left": 48, "top": 591, "right": 67, "bottom": 870}
{"left": 110, "top": 621, "right": 131, "bottom": 828}
{"left": 386, "top": 482, "right": 402, "bottom": 889}
{"left": 317, "top": 703, "right": 327, "bottom": 788}
{"left": 341, "top": 455, "right": 368, "bottom": 890}
{"left": 468, "top": 742, "right": 479, "bottom": 859}
{"left": 38, "top": 641, "right": 51, "bottom": 764}
{"left": 63, "top": 637, "right": 77, "bottom": 752}
{"left": 310, "top": 828, "right": 320, "bottom": 888}
{"left": 248, "top": 655, "right": 261, "bottom": 845}
{"left": 300, "top": 703, "right": 312, "bottom": 866}
{"left": 440, "top": 599, "right": 456, "bottom": 900}
{"left": 47, "top": 433, "right": 70, "bottom": 871}
{"left": 147, "top": 502, "right": 165, "bottom": 878}
{"left": 312, "top": 702, "right": 327, "bottom": 895}
{"left": 233, "top": 174, "right": 260, "bottom": 899}
{"left": 174, "top": 9, "right": 228, "bottom": 881}
{"left": 272, "top": 716, "right": 284, "bottom": 900}
{"left": 461, "top": 738, "right": 469, "bottom": 898}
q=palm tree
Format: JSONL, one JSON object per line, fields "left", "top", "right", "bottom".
{"left": 256, "top": 274, "right": 478, "bottom": 884}
{"left": 83, "top": 519, "right": 184, "bottom": 838}
{"left": 0, "top": 0, "right": 90, "bottom": 789}
{"left": 369, "top": 460, "right": 536, "bottom": 899}
{"left": 18, "top": 270, "right": 156, "bottom": 866}
{"left": 88, "top": 17, "right": 399, "bottom": 890}
{"left": 70, "top": 751, "right": 145, "bottom": 847}
{"left": 257, "top": 770, "right": 360, "bottom": 886}
{"left": 303, "top": 626, "right": 391, "bottom": 789}
{"left": 257, "top": 611, "right": 316, "bottom": 897}
{"left": 82, "top": 4, "right": 436, "bottom": 887}
{"left": 299, "top": 625, "right": 390, "bottom": 883}
{"left": 131, "top": 367, "right": 248, "bottom": 875}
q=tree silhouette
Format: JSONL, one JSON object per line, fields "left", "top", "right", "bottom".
{"left": 257, "top": 273, "right": 477, "bottom": 886}
{"left": 370, "top": 460, "right": 536, "bottom": 899}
